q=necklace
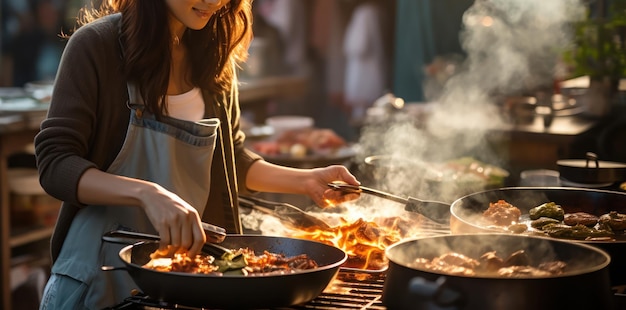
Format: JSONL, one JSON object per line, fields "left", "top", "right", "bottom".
{"left": 173, "top": 34, "right": 180, "bottom": 46}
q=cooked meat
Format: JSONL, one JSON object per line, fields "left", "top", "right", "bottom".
{"left": 599, "top": 211, "right": 626, "bottom": 231}
{"left": 497, "top": 266, "right": 554, "bottom": 277}
{"left": 413, "top": 250, "right": 568, "bottom": 278}
{"left": 503, "top": 250, "right": 530, "bottom": 267}
{"left": 479, "top": 251, "right": 504, "bottom": 272}
{"left": 243, "top": 249, "right": 318, "bottom": 274}
{"left": 538, "top": 261, "right": 567, "bottom": 275}
{"left": 432, "top": 253, "right": 481, "bottom": 269}
{"left": 564, "top": 212, "right": 599, "bottom": 226}
{"left": 143, "top": 253, "right": 221, "bottom": 274}
{"left": 143, "top": 247, "right": 318, "bottom": 276}
{"left": 483, "top": 200, "right": 522, "bottom": 226}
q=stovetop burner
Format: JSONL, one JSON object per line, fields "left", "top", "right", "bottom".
{"left": 105, "top": 271, "right": 386, "bottom": 310}
{"left": 106, "top": 272, "right": 626, "bottom": 310}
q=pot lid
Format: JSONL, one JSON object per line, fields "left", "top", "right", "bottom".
{"left": 557, "top": 152, "right": 626, "bottom": 169}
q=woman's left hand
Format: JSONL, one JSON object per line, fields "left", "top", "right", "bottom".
{"left": 306, "top": 165, "right": 361, "bottom": 208}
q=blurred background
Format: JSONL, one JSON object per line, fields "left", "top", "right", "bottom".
{"left": 2, "top": 1, "right": 626, "bottom": 309}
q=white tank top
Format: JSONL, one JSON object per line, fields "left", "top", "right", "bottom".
{"left": 166, "top": 87, "right": 205, "bottom": 121}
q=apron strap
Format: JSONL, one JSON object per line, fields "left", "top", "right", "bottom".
{"left": 126, "top": 82, "right": 145, "bottom": 117}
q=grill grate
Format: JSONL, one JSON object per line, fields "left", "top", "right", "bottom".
{"left": 105, "top": 270, "right": 387, "bottom": 310}
{"left": 283, "top": 271, "right": 387, "bottom": 310}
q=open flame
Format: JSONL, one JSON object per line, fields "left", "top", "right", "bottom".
{"left": 240, "top": 198, "right": 450, "bottom": 271}
{"left": 293, "top": 218, "right": 403, "bottom": 270}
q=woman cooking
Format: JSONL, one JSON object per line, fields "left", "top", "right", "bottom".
{"left": 35, "top": 0, "right": 360, "bottom": 309}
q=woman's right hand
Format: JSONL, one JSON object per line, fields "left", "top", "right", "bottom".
{"left": 76, "top": 168, "right": 206, "bottom": 256}
{"left": 138, "top": 183, "right": 207, "bottom": 257}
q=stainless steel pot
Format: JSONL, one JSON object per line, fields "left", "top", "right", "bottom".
{"left": 382, "top": 234, "right": 613, "bottom": 310}
{"left": 557, "top": 152, "right": 626, "bottom": 184}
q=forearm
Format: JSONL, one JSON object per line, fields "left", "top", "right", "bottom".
{"left": 76, "top": 167, "right": 155, "bottom": 208}
{"left": 245, "top": 160, "right": 312, "bottom": 195}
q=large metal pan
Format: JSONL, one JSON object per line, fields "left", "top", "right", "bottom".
{"left": 103, "top": 235, "right": 347, "bottom": 308}
{"left": 382, "top": 234, "right": 613, "bottom": 310}
{"left": 449, "top": 187, "right": 626, "bottom": 285}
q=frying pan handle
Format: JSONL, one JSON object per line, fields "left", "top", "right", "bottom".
{"left": 409, "top": 276, "right": 464, "bottom": 308}
{"left": 101, "top": 265, "right": 128, "bottom": 272}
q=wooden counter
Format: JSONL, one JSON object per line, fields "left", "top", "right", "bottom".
{"left": 0, "top": 112, "right": 43, "bottom": 310}
{"left": 488, "top": 113, "right": 601, "bottom": 184}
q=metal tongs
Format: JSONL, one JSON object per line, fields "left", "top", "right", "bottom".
{"left": 327, "top": 181, "right": 451, "bottom": 225}
{"left": 238, "top": 195, "right": 333, "bottom": 230}
{"left": 102, "top": 222, "right": 235, "bottom": 259}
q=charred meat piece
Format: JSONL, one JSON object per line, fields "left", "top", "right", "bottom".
{"left": 503, "top": 250, "right": 530, "bottom": 267}
{"left": 243, "top": 249, "right": 318, "bottom": 274}
{"left": 599, "top": 211, "right": 626, "bottom": 231}
{"left": 538, "top": 261, "right": 567, "bottom": 275}
{"left": 529, "top": 202, "right": 564, "bottom": 221}
{"left": 564, "top": 212, "right": 599, "bottom": 226}
{"left": 483, "top": 200, "right": 522, "bottom": 226}
{"left": 479, "top": 251, "right": 504, "bottom": 272}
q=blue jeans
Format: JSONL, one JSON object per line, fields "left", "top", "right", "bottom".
{"left": 39, "top": 273, "right": 89, "bottom": 310}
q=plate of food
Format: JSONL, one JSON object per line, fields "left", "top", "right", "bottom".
{"left": 251, "top": 128, "right": 355, "bottom": 168}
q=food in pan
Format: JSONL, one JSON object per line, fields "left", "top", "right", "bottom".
{"left": 529, "top": 202, "right": 564, "bottom": 221}
{"left": 482, "top": 200, "right": 521, "bottom": 226}
{"left": 530, "top": 217, "right": 561, "bottom": 229}
{"left": 599, "top": 211, "right": 626, "bottom": 230}
{"left": 541, "top": 223, "right": 614, "bottom": 240}
{"left": 143, "top": 247, "right": 318, "bottom": 276}
{"left": 482, "top": 200, "right": 626, "bottom": 241}
{"left": 409, "top": 250, "right": 567, "bottom": 277}
{"left": 564, "top": 212, "right": 599, "bottom": 226}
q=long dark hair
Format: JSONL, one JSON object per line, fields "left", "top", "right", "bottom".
{"left": 77, "top": 0, "right": 252, "bottom": 115}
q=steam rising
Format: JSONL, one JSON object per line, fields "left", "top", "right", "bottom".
{"left": 357, "top": 0, "right": 585, "bottom": 201}
{"left": 241, "top": 0, "right": 588, "bottom": 239}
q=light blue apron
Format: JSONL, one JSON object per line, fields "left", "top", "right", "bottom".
{"left": 40, "top": 84, "right": 220, "bottom": 309}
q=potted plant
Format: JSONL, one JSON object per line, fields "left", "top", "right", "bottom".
{"left": 562, "top": 0, "right": 626, "bottom": 116}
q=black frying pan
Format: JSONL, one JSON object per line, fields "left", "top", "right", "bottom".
{"left": 449, "top": 186, "right": 626, "bottom": 285}
{"left": 102, "top": 235, "right": 347, "bottom": 308}
{"left": 382, "top": 234, "right": 613, "bottom": 310}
